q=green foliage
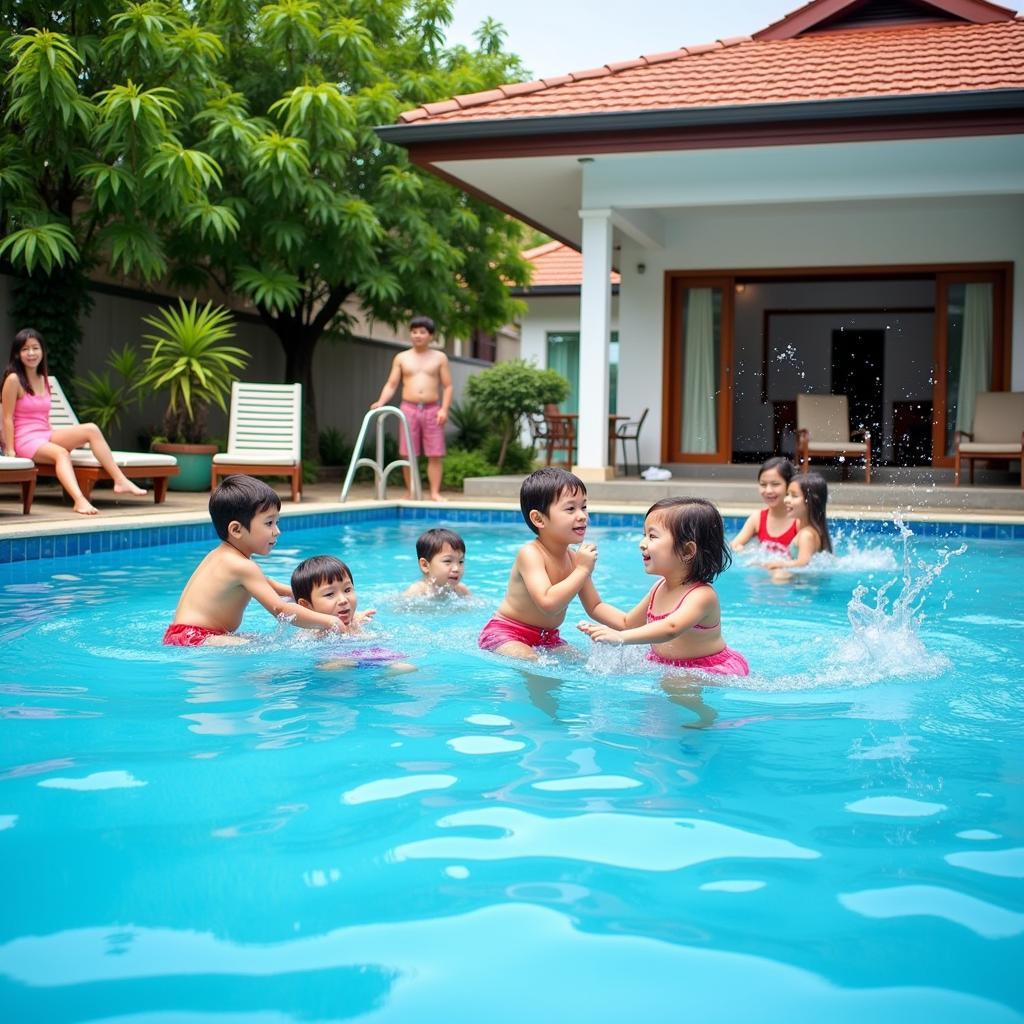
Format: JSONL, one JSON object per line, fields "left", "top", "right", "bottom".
{"left": 0, "top": 2, "right": 532, "bottom": 453}
{"left": 318, "top": 426, "right": 352, "bottom": 466}
{"left": 135, "top": 299, "right": 249, "bottom": 443}
{"left": 447, "top": 396, "right": 489, "bottom": 451}
{"left": 441, "top": 447, "right": 497, "bottom": 490}
{"left": 483, "top": 435, "right": 535, "bottom": 474}
{"left": 74, "top": 343, "right": 144, "bottom": 434}
{"left": 466, "top": 360, "right": 569, "bottom": 469}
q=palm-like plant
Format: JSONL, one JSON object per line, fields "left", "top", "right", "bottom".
{"left": 136, "top": 299, "right": 249, "bottom": 444}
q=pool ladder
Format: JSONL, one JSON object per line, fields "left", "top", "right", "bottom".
{"left": 340, "top": 406, "right": 422, "bottom": 502}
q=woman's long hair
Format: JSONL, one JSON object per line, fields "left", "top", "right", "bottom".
{"left": 794, "top": 473, "right": 832, "bottom": 553}
{"left": 6, "top": 328, "right": 50, "bottom": 396}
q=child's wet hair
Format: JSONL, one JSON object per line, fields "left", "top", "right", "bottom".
{"left": 409, "top": 315, "right": 435, "bottom": 334}
{"left": 758, "top": 456, "right": 794, "bottom": 484}
{"left": 209, "top": 475, "right": 281, "bottom": 540}
{"left": 290, "top": 555, "right": 353, "bottom": 603}
{"left": 645, "top": 497, "right": 731, "bottom": 583}
{"left": 792, "top": 472, "right": 833, "bottom": 554}
{"left": 416, "top": 527, "right": 465, "bottom": 561}
{"left": 520, "top": 467, "right": 587, "bottom": 535}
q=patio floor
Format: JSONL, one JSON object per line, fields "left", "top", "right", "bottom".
{"left": 1, "top": 466, "right": 1021, "bottom": 541}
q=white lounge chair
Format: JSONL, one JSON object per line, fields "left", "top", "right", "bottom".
{"left": 954, "top": 391, "right": 1024, "bottom": 487}
{"left": 43, "top": 378, "right": 179, "bottom": 503}
{"left": 211, "top": 382, "right": 303, "bottom": 502}
{"left": 795, "top": 393, "right": 872, "bottom": 483}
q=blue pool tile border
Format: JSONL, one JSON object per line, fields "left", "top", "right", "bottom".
{"left": 0, "top": 505, "right": 1021, "bottom": 564}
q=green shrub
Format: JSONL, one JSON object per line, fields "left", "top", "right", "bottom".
{"left": 448, "top": 397, "right": 490, "bottom": 450}
{"left": 441, "top": 448, "right": 497, "bottom": 489}
{"left": 318, "top": 427, "right": 352, "bottom": 466}
{"left": 483, "top": 435, "right": 535, "bottom": 473}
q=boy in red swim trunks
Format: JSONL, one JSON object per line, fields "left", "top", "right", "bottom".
{"left": 163, "top": 475, "right": 353, "bottom": 646}
{"left": 478, "top": 467, "right": 624, "bottom": 661}
{"left": 369, "top": 315, "right": 452, "bottom": 502}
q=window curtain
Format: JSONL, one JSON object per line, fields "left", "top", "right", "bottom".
{"left": 547, "top": 333, "right": 579, "bottom": 414}
{"left": 681, "top": 288, "right": 717, "bottom": 452}
{"left": 954, "top": 283, "right": 993, "bottom": 434}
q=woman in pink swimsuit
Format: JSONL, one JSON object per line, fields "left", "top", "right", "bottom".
{"left": 578, "top": 497, "right": 749, "bottom": 676}
{"left": 2, "top": 328, "right": 147, "bottom": 515}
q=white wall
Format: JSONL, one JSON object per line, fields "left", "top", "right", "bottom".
{"left": 614, "top": 194, "right": 1024, "bottom": 465}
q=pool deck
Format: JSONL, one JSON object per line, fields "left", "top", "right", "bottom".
{"left": 0, "top": 468, "right": 1022, "bottom": 540}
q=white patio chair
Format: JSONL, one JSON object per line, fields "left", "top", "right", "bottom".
{"left": 0, "top": 452, "right": 37, "bottom": 514}
{"left": 954, "top": 391, "right": 1024, "bottom": 487}
{"left": 795, "top": 393, "right": 872, "bottom": 483}
{"left": 211, "top": 382, "right": 303, "bottom": 502}
{"left": 43, "top": 378, "right": 179, "bottom": 503}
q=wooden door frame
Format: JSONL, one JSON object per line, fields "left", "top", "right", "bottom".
{"left": 932, "top": 268, "right": 1011, "bottom": 467}
{"left": 662, "top": 262, "right": 1013, "bottom": 466}
{"left": 662, "top": 273, "right": 735, "bottom": 463}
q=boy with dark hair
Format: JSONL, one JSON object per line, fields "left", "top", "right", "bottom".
{"left": 291, "top": 555, "right": 413, "bottom": 673}
{"left": 370, "top": 316, "right": 452, "bottom": 502}
{"left": 404, "top": 527, "right": 469, "bottom": 597}
{"left": 164, "top": 475, "right": 351, "bottom": 646}
{"left": 478, "top": 467, "right": 623, "bottom": 659}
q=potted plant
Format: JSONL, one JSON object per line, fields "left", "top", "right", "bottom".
{"left": 136, "top": 298, "right": 250, "bottom": 490}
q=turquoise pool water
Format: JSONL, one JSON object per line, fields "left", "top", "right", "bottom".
{"left": 0, "top": 516, "right": 1022, "bottom": 1022}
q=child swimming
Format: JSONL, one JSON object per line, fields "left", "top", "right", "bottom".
{"left": 292, "top": 555, "right": 413, "bottom": 673}
{"left": 164, "top": 476, "right": 354, "bottom": 646}
{"left": 478, "top": 467, "right": 622, "bottom": 660}
{"left": 764, "top": 472, "right": 833, "bottom": 572}
{"left": 403, "top": 527, "right": 470, "bottom": 597}
{"left": 579, "top": 497, "right": 749, "bottom": 676}
{"left": 731, "top": 456, "right": 797, "bottom": 553}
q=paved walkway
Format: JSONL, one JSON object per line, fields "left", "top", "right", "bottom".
{"left": 1, "top": 471, "right": 1021, "bottom": 540}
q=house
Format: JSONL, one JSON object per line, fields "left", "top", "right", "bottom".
{"left": 376, "top": 0, "right": 1024, "bottom": 478}
{"left": 516, "top": 241, "right": 620, "bottom": 416}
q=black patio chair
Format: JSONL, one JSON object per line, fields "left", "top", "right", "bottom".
{"left": 615, "top": 408, "right": 649, "bottom": 476}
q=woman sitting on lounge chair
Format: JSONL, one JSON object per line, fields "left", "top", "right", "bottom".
{"left": 2, "top": 328, "right": 147, "bottom": 515}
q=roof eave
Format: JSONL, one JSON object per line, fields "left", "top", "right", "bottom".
{"left": 377, "top": 88, "right": 1024, "bottom": 146}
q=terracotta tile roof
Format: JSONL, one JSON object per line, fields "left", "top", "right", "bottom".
{"left": 522, "top": 241, "right": 620, "bottom": 288}
{"left": 398, "top": 20, "right": 1024, "bottom": 125}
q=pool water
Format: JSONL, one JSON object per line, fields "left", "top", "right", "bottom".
{"left": 0, "top": 517, "right": 1022, "bottom": 1022}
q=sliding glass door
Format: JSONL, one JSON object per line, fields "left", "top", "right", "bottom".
{"left": 664, "top": 276, "right": 734, "bottom": 463}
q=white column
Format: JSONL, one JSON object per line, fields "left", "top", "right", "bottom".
{"left": 575, "top": 208, "right": 614, "bottom": 480}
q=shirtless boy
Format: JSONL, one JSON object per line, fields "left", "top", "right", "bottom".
{"left": 478, "top": 467, "right": 623, "bottom": 660}
{"left": 163, "top": 475, "right": 355, "bottom": 646}
{"left": 370, "top": 315, "right": 452, "bottom": 502}
{"left": 403, "top": 527, "right": 470, "bottom": 597}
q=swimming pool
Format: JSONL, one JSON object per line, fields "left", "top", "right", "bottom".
{"left": 1, "top": 511, "right": 1021, "bottom": 1022}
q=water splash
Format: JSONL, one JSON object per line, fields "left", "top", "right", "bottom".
{"left": 830, "top": 512, "right": 966, "bottom": 683}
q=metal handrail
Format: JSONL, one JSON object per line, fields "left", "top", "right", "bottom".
{"left": 340, "top": 406, "right": 422, "bottom": 501}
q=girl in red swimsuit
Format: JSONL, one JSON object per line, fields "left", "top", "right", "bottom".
{"left": 730, "top": 456, "right": 798, "bottom": 553}
{"left": 578, "top": 497, "right": 749, "bottom": 676}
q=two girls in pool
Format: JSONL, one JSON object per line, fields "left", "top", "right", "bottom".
{"left": 731, "top": 457, "right": 833, "bottom": 573}
{"left": 2, "top": 328, "right": 148, "bottom": 514}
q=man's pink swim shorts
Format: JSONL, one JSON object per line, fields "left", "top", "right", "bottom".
{"left": 399, "top": 400, "right": 446, "bottom": 457}
{"left": 478, "top": 613, "right": 567, "bottom": 653}
{"left": 646, "top": 646, "right": 750, "bottom": 676}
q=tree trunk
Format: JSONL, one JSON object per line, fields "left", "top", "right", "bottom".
{"left": 278, "top": 325, "right": 320, "bottom": 462}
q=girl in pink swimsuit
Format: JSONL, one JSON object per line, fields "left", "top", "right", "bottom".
{"left": 2, "top": 328, "right": 147, "bottom": 515}
{"left": 730, "top": 456, "right": 797, "bottom": 553}
{"left": 578, "top": 497, "right": 749, "bottom": 676}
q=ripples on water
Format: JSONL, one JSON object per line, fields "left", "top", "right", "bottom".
{"left": 0, "top": 518, "right": 1020, "bottom": 1021}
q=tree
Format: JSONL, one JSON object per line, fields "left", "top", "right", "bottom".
{"left": 1, "top": 1, "right": 533, "bottom": 456}
{"left": 0, "top": 3, "right": 235, "bottom": 384}
{"left": 466, "top": 360, "right": 569, "bottom": 469}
